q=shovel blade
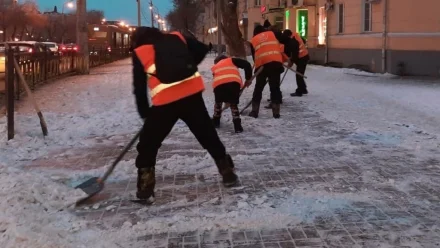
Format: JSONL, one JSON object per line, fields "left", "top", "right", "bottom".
{"left": 75, "top": 177, "right": 103, "bottom": 194}
{"left": 74, "top": 177, "right": 104, "bottom": 207}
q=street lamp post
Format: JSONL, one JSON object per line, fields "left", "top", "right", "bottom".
{"left": 149, "top": 0, "right": 154, "bottom": 27}
{"left": 76, "top": 0, "right": 89, "bottom": 74}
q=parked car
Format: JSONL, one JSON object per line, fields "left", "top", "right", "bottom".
{"left": 42, "top": 42, "right": 59, "bottom": 54}
{"left": 0, "top": 41, "right": 47, "bottom": 74}
{"left": 59, "top": 43, "right": 79, "bottom": 53}
{"left": 0, "top": 41, "right": 47, "bottom": 54}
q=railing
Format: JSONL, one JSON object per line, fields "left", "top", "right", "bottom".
{"left": 1, "top": 47, "right": 131, "bottom": 139}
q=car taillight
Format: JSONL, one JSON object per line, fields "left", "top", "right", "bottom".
{"left": 107, "top": 46, "right": 111, "bottom": 52}
{"left": 73, "top": 46, "right": 78, "bottom": 51}
{"left": 62, "top": 47, "right": 66, "bottom": 50}
{"left": 28, "top": 48, "right": 33, "bottom": 53}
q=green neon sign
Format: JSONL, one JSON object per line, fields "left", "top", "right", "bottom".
{"left": 286, "top": 10, "right": 290, "bottom": 18}
{"left": 296, "top": 9, "right": 308, "bottom": 39}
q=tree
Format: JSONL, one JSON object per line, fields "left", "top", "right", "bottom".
{"left": 216, "top": 0, "right": 245, "bottom": 57}
{"left": 86, "top": 10, "right": 104, "bottom": 24}
{"left": 166, "top": 0, "right": 204, "bottom": 34}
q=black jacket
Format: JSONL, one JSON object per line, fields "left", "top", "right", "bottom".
{"left": 230, "top": 58, "right": 252, "bottom": 81}
{"left": 132, "top": 35, "right": 209, "bottom": 118}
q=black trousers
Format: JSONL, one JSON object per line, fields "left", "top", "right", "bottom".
{"left": 214, "top": 82, "right": 241, "bottom": 104}
{"left": 135, "top": 92, "right": 227, "bottom": 168}
{"left": 252, "top": 62, "right": 283, "bottom": 104}
{"left": 213, "top": 82, "right": 241, "bottom": 120}
{"left": 294, "top": 56, "right": 309, "bottom": 94}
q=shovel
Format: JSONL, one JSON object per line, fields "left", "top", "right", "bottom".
{"left": 74, "top": 129, "right": 142, "bottom": 206}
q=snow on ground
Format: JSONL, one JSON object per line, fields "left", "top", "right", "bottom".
{"left": 0, "top": 55, "right": 440, "bottom": 247}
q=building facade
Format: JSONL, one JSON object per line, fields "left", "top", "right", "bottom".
{"left": 246, "top": 0, "right": 440, "bottom": 76}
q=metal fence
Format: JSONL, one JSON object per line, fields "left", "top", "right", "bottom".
{"left": 1, "top": 47, "right": 131, "bottom": 139}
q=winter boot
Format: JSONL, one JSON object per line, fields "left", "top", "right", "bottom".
{"left": 302, "top": 89, "right": 308, "bottom": 95}
{"left": 136, "top": 167, "right": 155, "bottom": 203}
{"left": 248, "top": 102, "right": 260, "bottom": 118}
{"left": 272, "top": 103, "right": 281, "bottom": 119}
{"left": 215, "top": 154, "right": 238, "bottom": 187}
{"left": 233, "top": 118, "right": 244, "bottom": 133}
{"left": 212, "top": 102, "right": 223, "bottom": 128}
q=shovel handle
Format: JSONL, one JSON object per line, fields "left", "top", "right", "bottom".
{"left": 283, "top": 64, "right": 307, "bottom": 79}
{"left": 100, "top": 129, "right": 142, "bottom": 183}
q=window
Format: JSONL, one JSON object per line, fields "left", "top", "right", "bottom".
{"left": 362, "top": 1, "right": 372, "bottom": 32}
{"left": 275, "top": 16, "right": 283, "bottom": 31}
{"left": 337, "top": 4, "right": 344, "bottom": 33}
{"left": 254, "top": 0, "right": 261, "bottom": 6}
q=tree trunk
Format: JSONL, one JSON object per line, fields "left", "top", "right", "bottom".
{"left": 219, "top": 0, "right": 245, "bottom": 58}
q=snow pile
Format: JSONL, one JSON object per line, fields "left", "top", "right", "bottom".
{"left": 116, "top": 190, "right": 364, "bottom": 235}
{"left": 0, "top": 165, "right": 119, "bottom": 248}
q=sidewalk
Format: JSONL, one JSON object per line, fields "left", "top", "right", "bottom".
{"left": 1, "top": 57, "right": 440, "bottom": 247}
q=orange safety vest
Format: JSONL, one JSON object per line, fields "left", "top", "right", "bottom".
{"left": 250, "top": 31, "right": 283, "bottom": 68}
{"left": 134, "top": 32, "right": 205, "bottom": 106}
{"left": 211, "top": 58, "right": 243, "bottom": 89}
{"left": 280, "top": 44, "right": 289, "bottom": 63}
{"left": 292, "top": 32, "right": 309, "bottom": 58}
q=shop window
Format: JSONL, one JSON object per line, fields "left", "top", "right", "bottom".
{"left": 255, "top": 0, "right": 261, "bottom": 6}
{"left": 318, "top": 7, "right": 326, "bottom": 45}
{"left": 296, "top": 9, "right": 308, "bottom": 39}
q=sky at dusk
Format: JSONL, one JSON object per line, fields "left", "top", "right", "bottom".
{"left": 34, "top": 0, "right": 173, "bottom": 26}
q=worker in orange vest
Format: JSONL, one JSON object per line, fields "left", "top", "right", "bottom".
{"left": 249, "top": 24, "right": 285, "bottom": 118}
{"left": 283, "top": 29, "right": 310, "bottom": 97}
{"left": 211, "top": 54, "right": 253, "bottom": 133}
{"left": 131, "top": 27, "right": 238, "bottom": 203}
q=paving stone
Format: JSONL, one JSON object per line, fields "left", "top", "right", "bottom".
{"left": 23, "top": 86, "right": 440, "bottom": 246}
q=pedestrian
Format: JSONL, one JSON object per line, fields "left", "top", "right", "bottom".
{"left": 282, "top": 29, "right": 310, "bottom": 97}
{"left": 131, "top": 27, "right": 238, "bottom": 203}
{"left": 248, "top": 24, "right": 284, "bottom": 118}
{"left": 211, "top": 54, "right": 253, "bottom": 133}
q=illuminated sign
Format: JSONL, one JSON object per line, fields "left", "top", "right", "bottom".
{"left": 260, "top": 5, "right": 266, "bottom": 13}
{"left": 93, "top": 27, "right": 99, "bottom": 31}
{"left": 296, "top": 10, "right": 308, "bottom": 39}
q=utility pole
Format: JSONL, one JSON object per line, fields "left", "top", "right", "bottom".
{"left": 137, "top": 0, "right": 141, "bottom": 26}
{"left": 216, "top": 0, "right": 222, "bottom": 53}
{"left": 150, "top": 0, "right": 154, "bottom": 27}
{"left": 76, "top": 0, "right": 89, "bottom": 74}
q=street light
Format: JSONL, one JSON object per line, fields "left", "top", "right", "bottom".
{"left": 62, "top": 0, "right": 74, "bottom": 14}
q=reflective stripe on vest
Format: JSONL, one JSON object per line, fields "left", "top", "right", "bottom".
{"left": 211, "top": 58, "right": 243, "bottom": 89}
{"left": 292, "top": 33, "right": 309, "bottom": 58}
{"left": 251, "top": 31, "right": 283, "bottom": 68}
{"left": 134, "top": 32, "right": 205, "bottom": 106}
